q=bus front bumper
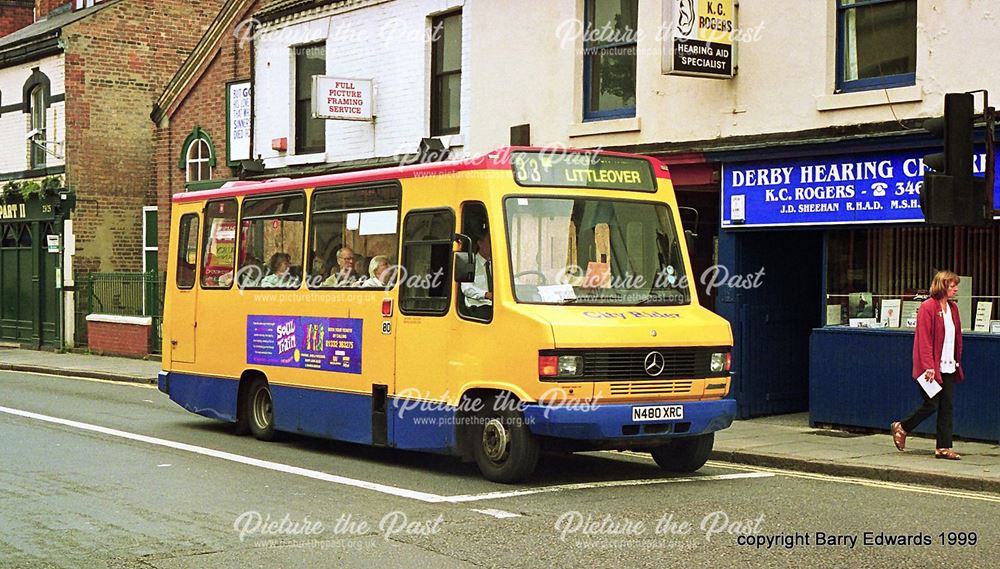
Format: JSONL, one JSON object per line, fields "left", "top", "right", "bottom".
{"left": 521, "top": 399, "right": 736, "bottom": 441}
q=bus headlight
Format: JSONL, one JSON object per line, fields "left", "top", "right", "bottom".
{"left": 558, "top": 355, "right": 583, "bottom": 377}
{"left": 539, "top": 354, "right": 584, "bottom": 378}
{"left": 710, "top": 352, "right": 729, "bottom": 373}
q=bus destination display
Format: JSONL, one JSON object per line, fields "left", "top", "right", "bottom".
{"left": 511, "top": 151, "right": 657, "bottom": 192}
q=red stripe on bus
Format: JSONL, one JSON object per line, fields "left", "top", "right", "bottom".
{"left": 172, "top": 146, "right": 670, "bottom": 204}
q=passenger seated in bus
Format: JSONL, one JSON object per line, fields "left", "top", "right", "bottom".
{"left": 321, "top": 246, "right": 361, "bottom": 287}
{"left": 362, "top": 255, "right": 392, "bottom": 288}
{"left": 460, "top": 232, "right": 493, "bottom": 319}
{"left": 261, "top": 252, "right": 297, "bottom": 288}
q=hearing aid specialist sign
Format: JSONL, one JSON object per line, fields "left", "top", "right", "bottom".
{"left": 721, "top": 148, "right": 1000, "bottom": 228}
{"left": 247, "top": 315, "right": 363, "bottom": 374}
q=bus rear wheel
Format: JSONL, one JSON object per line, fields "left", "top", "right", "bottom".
{"left": 247, "top": 379, "right": 277, "bottom": 441}
{"left": 471, "top": 399, "right": 539, "bottom": 483}
{"left": 650, "top": 432, "right": 714, "bottom": 473}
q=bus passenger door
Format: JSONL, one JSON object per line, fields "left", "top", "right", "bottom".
{"left": 393, "top": 208, "right": 456, "bottom": 451}
{"left": 169, "top": 213, "right": 200, "bottom": 363}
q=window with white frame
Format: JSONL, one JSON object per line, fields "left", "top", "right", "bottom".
{"left": 29, "top": 85, "right": 47, "bottom": 169}
{"left": 837, "top": 0, "right": 917, "bottom": 92}
{"left": 186, "top": 138, "right": 212, "bottom": 182}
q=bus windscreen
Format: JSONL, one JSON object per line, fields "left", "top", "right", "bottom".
{"left": 510, "top": 151, "right": 657, "bottom": 192}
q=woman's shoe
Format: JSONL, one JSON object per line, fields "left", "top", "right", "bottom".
{"left": 890, "top": 422, "right": 907, "bottom": 451}
{"left": 935, "top": 448, "right": 961, "bottom": 460}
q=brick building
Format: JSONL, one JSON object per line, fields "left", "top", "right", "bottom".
{"left": 0, "top": 0, "right": 222, "bottom": 349}
{"left": 151, "top": 0, "right": 266, "bottom": 273}
{"left": 0, "top": 1, "right": 34, "bottom": 38}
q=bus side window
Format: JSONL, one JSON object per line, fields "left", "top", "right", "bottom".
{"left": 201, "top": 199, "right": 238, "bottom": 289}
{"left": 176, "top": 214, "right": 199, "bottom": 289}
{"left": 238, "top": 193, "right": 306, "bottom": 289}
{"left": 309, "top": 185, "right": 401, "bottom": 289}
{"left": 458, "top": 202, "right": 492, "bottom": 322}
{"left": 400, "top": 209, "right": 454, "bottom": 315}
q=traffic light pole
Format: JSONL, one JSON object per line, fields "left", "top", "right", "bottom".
{"left": 969, "top": 89, "right": 997, "bottom": 220}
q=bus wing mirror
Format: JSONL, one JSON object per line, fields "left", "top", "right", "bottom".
{"left": 684, "top": 229, "right": 698, "bottom": 252}
{"left": 454, "top": 233, "right": 475, "bottom": 283}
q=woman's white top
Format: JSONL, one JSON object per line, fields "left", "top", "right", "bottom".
{"left": 941, "top": 303, "right": 957, "bottom": 374}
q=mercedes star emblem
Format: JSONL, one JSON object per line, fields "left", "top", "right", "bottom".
{"left": 644, "top": 351, "right": 665, "bottom": 377}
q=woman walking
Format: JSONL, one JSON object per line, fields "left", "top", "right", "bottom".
{"left": 891, "top": 271, "right": 964, "bottom": 460}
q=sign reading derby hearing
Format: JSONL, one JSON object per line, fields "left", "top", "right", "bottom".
{"left": 662, "top": 0, "right": 735, "bottom": 78}
{"left": 312, "top": 77, "right": 374, "bottom": 121}
{"left": 721, "top": 148, "right": 1000, "bottom": 228}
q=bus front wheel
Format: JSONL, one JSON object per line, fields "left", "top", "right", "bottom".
{"left": 650, "top": 432, "right": 714, "bottom": 473}
{"left": 247, "top": 379, "right": 277, "bottom": 441}
{"left": 471, "top": 399, "right": 539, "bottom": 483}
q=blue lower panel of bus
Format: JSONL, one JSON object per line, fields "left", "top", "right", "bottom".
{"left": 159, "top": 371, "right": 239, "bottom": 422}
{"left": 159, "top": 372, "right": 459, "bottom": 454}
{"left": 522, "top": 399, "right": 737, "bottom": 441}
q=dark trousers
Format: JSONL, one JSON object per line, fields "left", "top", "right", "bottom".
{"left": 900, "top": 372, "right": 955, "bottom": 448}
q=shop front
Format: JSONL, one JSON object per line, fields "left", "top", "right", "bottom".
{"left": 715, "top": 137, "right": 1000, "bottom": 442}
{"left": 0, "top": 195, "right": 62, "bottom": 348}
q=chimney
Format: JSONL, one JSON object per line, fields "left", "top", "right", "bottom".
{"left": 0, "top": 1, "right": 34, "bottom": 37}
{"left": 35, "top": 0, "right": 69, "bottom": 20}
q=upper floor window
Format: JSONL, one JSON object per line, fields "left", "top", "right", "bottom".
{"left": 583, "top": 0, "right": 637, "bottom": 121}
{"left": 431, "top": 11, "right": 462, "bottom": 136}
{"left": 75, "top": 0, "right": 107, "bottom": 9}
{"left": 837, "top": 0, "right": 917, "bottom": 93}
{"left": 180, "top": 127, "right": 216, "bottom": 184}
{"left": 294, "top": 42, "right": 326, "bottom": 155}
{"left": 29, "top": 86, "right": 46, "bottom": 169}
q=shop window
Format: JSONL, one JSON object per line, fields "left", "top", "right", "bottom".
{"left": 837, "top": 0, "right": 917, "bottom": 93}
{"left": 825, "top": 226, "right": 1000, "bottom": 328}
{"left": 179, "top": 128, "right": 216, "bottom": 184}
{"left": 583, "top": 0, "right": 637, "bottom": 120}
{"left": 399, "top": 209, "right": 454, "bottom": 315}
{"left": 307, "top": 185, "right": 401, "bottom": 289}
{"left": 201, "top": 199, "right": 238, "bottom": 289}
{"left": 294, "top": 42, "right": 326, "bottom": 155}
{"left": 176, "top": 214, "right": 199, "bottom": 290}
{"left": 430, "top": 11, "right": 462, "bottom": 136}
{"left": 237, "top": 193, "right": 306, "bottom": 289}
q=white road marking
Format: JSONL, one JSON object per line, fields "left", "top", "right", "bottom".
{"left": 0, "top": 405, "right": 773, "bottom": 508}
{"left": 470, "top": 508, "right": 522, "bottom": 519}
{"left": 445, "top": 472, "right": 773, "bottom": 503}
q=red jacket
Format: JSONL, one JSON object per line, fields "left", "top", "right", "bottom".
{"left": 911, "top": 298, "right": 964, "bottom": 383}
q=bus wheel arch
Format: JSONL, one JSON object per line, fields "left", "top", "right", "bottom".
{"left": 238, "top": 370, "right": 276, "bottom": 441}
{"left": 459, "top": 389, "right": 540, "bottom": 483}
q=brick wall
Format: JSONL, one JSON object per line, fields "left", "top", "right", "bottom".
{"left": 153, "top": 0, "right": 268, "bottom": 272}
{"left": 35, "top": 0, "right": 65, "bottom": 19}
{"left": 87, "top": 319, "right": 150, "bottom": 357}
{"left": 62, "top": 0, "right": 224, "bottom": 275}
{"left": 0, "top": 1, "right": 33, "bottom": 38}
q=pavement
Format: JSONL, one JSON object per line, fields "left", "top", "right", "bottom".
{"left": 2, "top": 347, "right": 999, "bottom": 494}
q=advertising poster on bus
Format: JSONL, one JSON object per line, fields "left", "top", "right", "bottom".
{"left": 246, "top": 315, "right": 363, "bottom": 374}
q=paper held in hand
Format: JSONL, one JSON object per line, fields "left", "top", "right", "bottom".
{"left": 916, "top": 375, "right": 943, "bottom": 398}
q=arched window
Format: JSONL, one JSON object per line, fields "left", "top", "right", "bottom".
{"left": 178, "top": 127, "right": 217, "bottom": 184}
{"left": 30, "top": 86, "right": 46, "bottom": 168}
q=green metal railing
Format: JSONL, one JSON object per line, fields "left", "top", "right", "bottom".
{"left": 75, "top": 271, "right": 166, "bottom": 354}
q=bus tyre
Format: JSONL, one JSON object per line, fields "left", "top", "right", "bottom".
{"left": 472, "top": 400, "right": 540, "bottom": 483}
{"left": 247, "top": 379, "right": 277, "bottom": 441}
{"left": 650, "top": 432, "right": 714, "bottom": 473}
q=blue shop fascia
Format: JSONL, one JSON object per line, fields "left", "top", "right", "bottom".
{"left": 709, "top": 125, "right": 1000, "bottom": 442}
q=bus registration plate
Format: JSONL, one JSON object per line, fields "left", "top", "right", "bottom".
{"left": 631, "top": 405, "right": 683, "bottom": 422}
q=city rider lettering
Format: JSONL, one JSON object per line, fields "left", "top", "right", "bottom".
{"left": 581, "top": 311, "right": 627, "bottom": 319}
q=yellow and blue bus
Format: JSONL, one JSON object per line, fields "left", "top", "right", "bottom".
{"left": 159, "top": 147, "right": 736, "bottom": 482}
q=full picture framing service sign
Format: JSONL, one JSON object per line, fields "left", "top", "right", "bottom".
{"left": 662, "top": 0, "right": 735, "bottom": 78}
{"left": 721, "top": 148, "right": 1000, "bottom": 228}
{"left": 312, "top": 76, "right": 374, "bottom": 121}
